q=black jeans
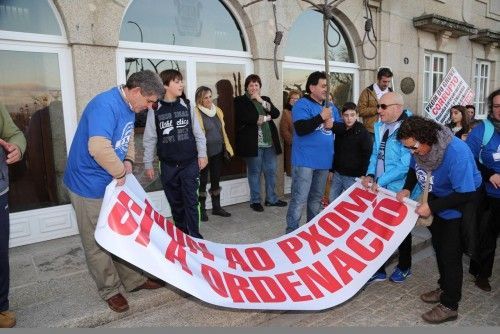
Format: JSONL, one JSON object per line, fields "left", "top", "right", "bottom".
{"left": 199, "top": 151, "right": 224, "bottom": 193}
{"left": 0, "top": 192, "right": 9, "bottom": 311}
{"left": 160, "top": 159, "right": 202, "bottom": 239}
{"left": 470, "top": 196, "right": 500, "bottom": 279}
{"left": 429, "top": 215, "right": 463, "bottom": 311}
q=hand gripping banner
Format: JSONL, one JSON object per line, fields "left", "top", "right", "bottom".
{"left": 95, "top": 175, "right": 419, "bottom": 310}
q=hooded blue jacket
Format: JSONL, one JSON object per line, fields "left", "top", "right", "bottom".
{"left": 366, "top": 109, "right": 420, "bottom": 199}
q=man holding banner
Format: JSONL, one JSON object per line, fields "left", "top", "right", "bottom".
{"left": 361, "top": 92, "right": 419, "bottom": 284}
{"left": 285, "top": 71, "right": 341, "bottom": 234}
{"left": 63, "top": 70, "right": 166, "bottom": 313}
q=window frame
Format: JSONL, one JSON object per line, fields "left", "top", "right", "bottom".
{"left": 116, "top": 45, "right": 253, "bottom": 214}
{"left": 473, "top": 60, "right": 490, "bottom": 119}
{"left": 423, "top": 52, "right": 447, "bottom": 110}
{"left": 282, "top": 9, "right": 358, "bottom": 107}
{"left": 0, "top": 40, "right": 77, "bottom": 152}
{"left": 116, "top": 42, "right": 253, "bottom": 100}
{"left": 0, "top": 0, "right": 79, "bottom": 246}
{"left": 0, "top": 0, "right": 66, "bottom": 43}
{"left": 283, "top": 57, "right": 359, "bottom": 101}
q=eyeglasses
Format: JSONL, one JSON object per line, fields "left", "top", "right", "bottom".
{"left": 403, "top": 141, "right": 420, "bottom": 151}
{"left": 142, "top": 95, "right": 158, "bottom": 104}
{"left": 377, "top": 103, "right": 400, "bottom": 110}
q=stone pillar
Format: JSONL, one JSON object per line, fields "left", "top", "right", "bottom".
{"left": 53, "top": 0, "right": 128, "bottom": 117}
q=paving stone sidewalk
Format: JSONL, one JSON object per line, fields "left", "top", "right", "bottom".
{"left": 8, "top": 198, "right": 499, "bottom": 327}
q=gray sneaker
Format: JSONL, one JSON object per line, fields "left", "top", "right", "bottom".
{"left": 420, "top": 288, "right": 443, "bottom": 303}
{"left": 421, "top": 304, "right": 458, "bottom": 324}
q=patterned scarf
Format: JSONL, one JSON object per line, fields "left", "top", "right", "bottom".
{"left": 247, "top": 93, "right": 272, "bottom": 146}
{"left": 414, "top": 125, "right": 454, "bottom": 171}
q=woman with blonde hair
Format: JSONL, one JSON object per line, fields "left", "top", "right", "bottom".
{"left": 194, "top": 86, "right": 233, "bottom": 221}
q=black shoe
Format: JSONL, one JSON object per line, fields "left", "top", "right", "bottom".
{"left": 212, "top": 207, "right": 231, "bottom": 217}
{"left": 475, "top": 277, "right": 492, "bottom": 292}
{"left": 200, "top": 209, "right": 208, "bottom": 222}
{"left": 250, "top": 203, "right": 264, "bottom": 212}
{"left": 264, "top": 200, "right": 287, "bottom": 207}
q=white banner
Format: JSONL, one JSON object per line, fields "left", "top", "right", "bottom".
{"left": 424, "top": 67, "right": 474, "bottom": 124}
{"left": 95, "top": 175, "right": 418, "bottom": 311}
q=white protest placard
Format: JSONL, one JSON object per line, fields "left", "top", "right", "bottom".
{"left": 95, "top": 175, "right": 418, "bottom": 310}
{"left": 425, "top": 67, "right": 474, "bottom": 124}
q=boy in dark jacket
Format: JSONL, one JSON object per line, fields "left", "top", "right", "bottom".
{"left": 143, "top": 70, "right": 207, "bottom": 239}
{"left": 329, "top": 102, "right": 372, "bottom": 202}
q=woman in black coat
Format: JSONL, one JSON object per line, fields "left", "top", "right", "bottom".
{"left": 234, "top": 74, "right": 286, "bottom": 212}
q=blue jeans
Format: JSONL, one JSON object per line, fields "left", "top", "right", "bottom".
{"left": 0, "top": 193, "right": 9, "bottom": 311}
{"left": 244, "top": 147, "right": 278, "bottom": 204}
{"left": 285, "top": 166, "right": 328, "bottom": 233}
{"left": 329, "top": 173, "right": 357, "bottom": 203}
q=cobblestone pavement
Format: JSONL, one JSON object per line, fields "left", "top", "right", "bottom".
{"left": 99, "top": 246, "right": 499, "bottom": 327}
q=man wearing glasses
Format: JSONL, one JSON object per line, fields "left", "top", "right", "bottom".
{"left": 361, "top": 91, "right": 420, "bottom": 284}
{"left": 63, "top": 70, "right": 166, "bottom": 313}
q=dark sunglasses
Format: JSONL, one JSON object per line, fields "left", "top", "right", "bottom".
{"left": 377, "top": 103, "right": 399, "bottom": 110}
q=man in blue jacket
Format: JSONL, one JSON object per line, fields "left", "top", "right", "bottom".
{"left": 361, "top": 92, "right": 419, "bottom": 284}
{"left": 64, "top": 70, "right": 166, "bottom": 313}
{"left": 285, "top": 71, "right": 341, "bottom": 233}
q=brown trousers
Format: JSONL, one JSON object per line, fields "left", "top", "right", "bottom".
{"left": 69, "top": 190, "right": 146, "bottom": 300}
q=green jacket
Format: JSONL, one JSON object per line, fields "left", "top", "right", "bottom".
{"left": 0, "top": 104, "right": 27, "bottom": 194}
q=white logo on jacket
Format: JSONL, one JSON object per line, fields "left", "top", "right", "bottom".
{"left": 416, "top": 167, "right": 434, "bottom": 192}
{"left": 114, "top": 122, "right": 134, "bottom": 154}
{"left": 315, "top": 123, "right": 333, "bottom": 135}
{"left": 159, "top": 120, "right": 174, "bottom": 135}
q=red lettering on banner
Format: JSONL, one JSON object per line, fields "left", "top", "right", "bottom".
{"left": 165, "top": 239, "right": 192, "bottom": 275}
{"left": 164, "top": 218, "right": 214, "bottom": 261}
{"left": 166, "top": 221, "right": 187, "bottom": 247}
{"left": 296, "top": 261, "right": 342, "bottom": 298}
{"left": 185, "top": 239, "right": 215, "bottom": 261}
{"left": 248, "top": 276, "right": 287, "bottom": 302}
{"left": 223, "top": 272, "right": 259, "bottom": 303}
{"left": 154, "top": 211, "right": 167, "bottom": 230}
{"left": 245, "top": 247, "right": 275, "bottom": 271}
{"left": 201, "top": 264, "right": 228, "bottom": 297}
{"left": 327, "top": 248, "right": 366, "bottom": 285}
{"left": 135, "top": 214, "right": 153, "bottom": 246}
{"left": 275, "top": 271, "right": 312, "bottom": 302}
{"left": 117, "top": 191, "right": 142, "bottom": 215}
{"left": 334, "top": 188, "right": 376, "bottom": 222}
{"left": 277, "top": 237, "right": 303, "bottom": 264}
{"left": 225, "top": 248, "right": 253, "bottom": 271}
{"left": 372, "top": 198, "right": 407, "bottom": 226}
{"left": 362, "top": 218, "right": 394, "bottom": 241}
{"left": 431, "top": 76, "right": 460, "bottom": 116}
{"left": 134, "top": 200, "right": 156, "bottom": 247}
{"left": 318, "top": 212, "right": 350, "bottom": 238}
{"left": 346, "top": 229, "right": 383, "bottom": 261}
{"left": 108, "top": 200, "right": 138, "bottom": 236}
{"left": 297, "top": 224, "right": 334, "bottom": 255}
